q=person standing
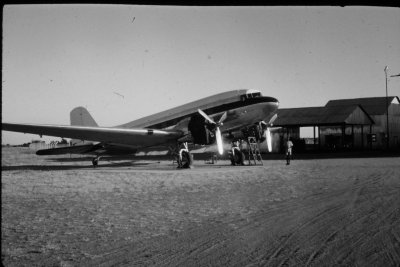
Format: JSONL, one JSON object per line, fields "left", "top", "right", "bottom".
{"left": 285, "top": 138, "right": 294, "bottom": 165}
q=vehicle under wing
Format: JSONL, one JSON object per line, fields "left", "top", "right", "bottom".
{"left": 3, "top": 123, "right": 184, "bottom": 148}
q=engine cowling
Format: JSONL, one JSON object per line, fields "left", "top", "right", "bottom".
{"left": 188, "top": 114, "right": 215, "bottom": 145}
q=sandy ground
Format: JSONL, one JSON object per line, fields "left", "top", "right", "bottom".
{"left": 1, "top": 147, "right": 400, "bottom": 267}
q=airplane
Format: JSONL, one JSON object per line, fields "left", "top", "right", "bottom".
{"left": 2, "top": 89, "right": 279, "bottom": 168}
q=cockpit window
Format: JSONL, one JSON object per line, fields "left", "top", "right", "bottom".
{"left": 245, "top": 92, "right": 261, "bottom": 98}
{"left": 241, "top": 91, "right": 261, "bottom": 101}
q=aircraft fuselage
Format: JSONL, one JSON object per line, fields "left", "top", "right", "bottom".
{"left": 122, "top": 89, "right": 278, "bottom": 137}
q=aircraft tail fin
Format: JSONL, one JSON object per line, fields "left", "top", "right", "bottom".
{"left": 70, "top": 107, "right": 98, "bottom": 127}
{"left": 70, "top": 107, "right": 98, "bottom": 145}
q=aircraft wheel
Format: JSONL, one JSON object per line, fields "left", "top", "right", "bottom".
{"left": 230, "top": 149, "right": 244, "bottom": 166}
{"left": 179, "top": 151, "right": 193, "bottom": 169}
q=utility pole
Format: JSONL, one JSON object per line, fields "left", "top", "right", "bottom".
{"left": 384, "top": 66, "right": 389, "bottom": 150}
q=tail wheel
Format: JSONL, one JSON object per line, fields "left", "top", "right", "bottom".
{"left": 92, "top": 158, "right": 99, "bottom": 167}
{"left": 92, "top": 156, "right": 101, "bottom": 167}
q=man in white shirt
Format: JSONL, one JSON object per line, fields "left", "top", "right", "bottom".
{"left": 285, "top": 138, "right": 294, "bottom": 165}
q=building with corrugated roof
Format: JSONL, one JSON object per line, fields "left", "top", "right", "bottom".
{"left": 273, "top": 96, "right": 400, "bottom": 151}
{"left": 325, "top": 96, "right": 400, "bottom": 149}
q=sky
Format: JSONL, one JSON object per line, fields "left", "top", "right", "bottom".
{"left": 2, "top": 5, "right": 400, "bottom": 144}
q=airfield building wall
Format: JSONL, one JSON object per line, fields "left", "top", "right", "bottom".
{"left": 273, "top": 96, "right": 400, "bottom": 152}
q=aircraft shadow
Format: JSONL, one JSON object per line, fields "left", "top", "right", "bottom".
{"left": 47, "top": 156, "right": 147, "bottom": 162}
{"left": 48, "top": 156, "right": 93, "bottom": 162}
{"left": 1, "top": 161, "right": 153, "bottom": 171}
{"left": 2, "top": 165, "right": 95, "bottom": 171}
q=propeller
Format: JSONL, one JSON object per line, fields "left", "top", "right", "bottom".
{"left": 262, "top": 114, "right": 278, "bottom": 152}
{"left": 268, "top": 113, "right": 278, "bottom": 126}
{"left": 266, "top": 127, "right": 272, "bottom": 152}
{"left": 197, "top": 109, "right": 227, "bottom": 155}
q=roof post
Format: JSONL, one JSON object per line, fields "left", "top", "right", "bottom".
{"left": 361, "top": 125, "right": 364, "bottom": 150}
{"left": 384, "top": 66, "right": 389, "bottom": 150}
{"left": 341, "top": 124, "right": 346, "bottom": 150}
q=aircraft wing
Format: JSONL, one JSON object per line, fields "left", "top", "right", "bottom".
{"left": 2, "top": 123, "right": 184, "bottom": 148}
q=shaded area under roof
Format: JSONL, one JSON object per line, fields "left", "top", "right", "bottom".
{"left": 325, "top": 96, "right": 400, "bottom": 115}
{"left": 274, "top": 105, "right": 374, "bottom": 127}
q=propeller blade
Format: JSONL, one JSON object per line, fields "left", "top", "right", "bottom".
{"left": 268, "top": 114, "right": 278, "bottom": 126}
{"left": 198, "top": 109, "right": 215, "bottom": 124}
{"left": 218, "top": 112, "right": 227, "bottom": 125}
{"left": 215, "top": 127, "right": 224, "bottom": 155}
{"left": 266, "top": 127, "right": 272, "bottom": 152}
{"left": 198, "top": 109, "right": 225, "bottom": 154}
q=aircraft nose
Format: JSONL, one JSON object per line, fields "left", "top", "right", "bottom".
{"left": 262, "top": 98, "right": 279, "bottom": 113}
{"left": 269, "top": 97, "right": 279, "bottom": 104}
{"left": 262, "top": 96, "right": 279, "bottom": 105}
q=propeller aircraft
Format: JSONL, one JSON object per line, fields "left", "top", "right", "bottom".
{"left": 3, "top": 89, "right": 279, "bottom": 168}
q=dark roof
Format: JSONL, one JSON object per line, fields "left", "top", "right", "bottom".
{"left": 274, "top": 105, "right": 374, "bottom": 127}
{"left": 325, "top": 96, "right": 399, "bottom": 115}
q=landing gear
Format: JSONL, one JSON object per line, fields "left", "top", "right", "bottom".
{"left": 229, "top": 147, "right": 245, "bottom": 166}
{"left": 176, "top": 142, "right": 193, "bottom": 169}
{"left": 229, "top": 140, "right": 245, "bottom": 166}
{"left": 92, "top": 156, "right": 101, "bottom": 167}
{"left": 177, "top": 150, "right": 193, "bottom": 169}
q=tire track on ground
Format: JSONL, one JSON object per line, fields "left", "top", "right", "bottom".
{"left": 305, "top": 229, "right": 339, "bottom": 266}
{"left": 259, "top": 203, "right": 344, "bottom": 266}
{"left": 261, "top": 173, "right": 380, "bottom": 266}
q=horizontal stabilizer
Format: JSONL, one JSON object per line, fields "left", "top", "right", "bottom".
{"left": 36, "top": 144, "right": 96, "bottom": 155}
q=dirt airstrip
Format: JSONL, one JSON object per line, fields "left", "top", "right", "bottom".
{"left": 1, "top": 147, "right": 400, "bottom": 266}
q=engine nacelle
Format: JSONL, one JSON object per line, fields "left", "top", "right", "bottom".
{"left": 188, "top": 114, "right": 216, "bottom": 145}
